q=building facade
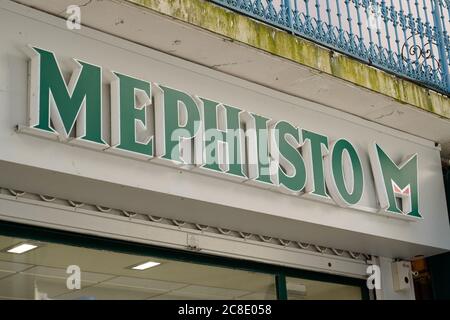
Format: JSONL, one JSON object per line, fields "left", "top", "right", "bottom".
{"left": 0, "top": 0, "right": 449, "bottom": 300}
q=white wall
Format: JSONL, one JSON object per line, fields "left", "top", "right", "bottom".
{"left": 375, "top": 257, "right": 416, "bottom": 300}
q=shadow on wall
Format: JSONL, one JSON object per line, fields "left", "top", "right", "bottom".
{"left": 427, "top": 166, "right": 450, "bottom": 299}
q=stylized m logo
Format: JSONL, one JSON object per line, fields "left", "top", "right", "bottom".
{"left": 369, "top": 143, "right": 421, "bottom": 218}
{"left": 27, "top": 47, "right": 105, "bottom": 147}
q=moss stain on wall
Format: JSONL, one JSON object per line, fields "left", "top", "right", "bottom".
{"left": 127, "top": 0, "right": 449, "bottom": 118}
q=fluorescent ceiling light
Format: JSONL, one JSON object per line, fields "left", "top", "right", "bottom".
{"left": 131, "top": 261, "right": 161, "bottom": 270}
{"left": 7, "top": 243, "right": 38, "bottom": 254}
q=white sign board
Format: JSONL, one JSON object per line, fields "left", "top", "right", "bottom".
{"left": 0, "top": 2, "right": 449, "bottom": 257}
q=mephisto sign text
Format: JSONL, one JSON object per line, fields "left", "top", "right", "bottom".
{"left": 21, "top": 47, "right": 421, "bottom": 220}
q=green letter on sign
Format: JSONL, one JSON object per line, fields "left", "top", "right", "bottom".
{"left": 200, "top": 97, "right": 246, "bottom": 178}
{"left": 369, "top": 144, "right": 421, "bottom": 218}
{"left": 302, "top": 130, "right": 329, "bottom": 198}
{"left": 325, "top": 139, "right": 364, "bottom": 207}
{"left": 242, "top": 113, "right": 273, "bottom": 185}
{"left": 111, "top": 72, "right": 153, "bottom": 158}
{"left": 272, "top": 121, "right": 307, "bottom": 194}
{"left": 155, "top": 86, "right": 201, "bottom": 164}
{"left": 30, "top": 47, "right": 105, "bottom": 146}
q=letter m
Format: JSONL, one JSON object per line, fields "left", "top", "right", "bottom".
{"left": 27, "top": 47, "right": 105, "bottom": 146}
{"left": 369, "top": 143, "right": 421, "bottom": 218}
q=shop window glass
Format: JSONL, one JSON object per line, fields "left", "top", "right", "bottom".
{"left": 286, "top": 276, "right": 362, "bottom": 300}
{"left": 0, "top": 235, "right": 276, "bottom": 300}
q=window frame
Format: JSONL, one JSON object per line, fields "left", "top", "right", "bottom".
{"left": 0, "top": 220, "right": 370, "bottom": 300}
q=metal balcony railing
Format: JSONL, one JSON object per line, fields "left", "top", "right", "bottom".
{"left": 210, "top": 0, "right": 450, "bottom": 95}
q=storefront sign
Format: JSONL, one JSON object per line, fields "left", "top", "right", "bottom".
{"left": 23, "top": 47, "right": 421, "bottom": 220}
